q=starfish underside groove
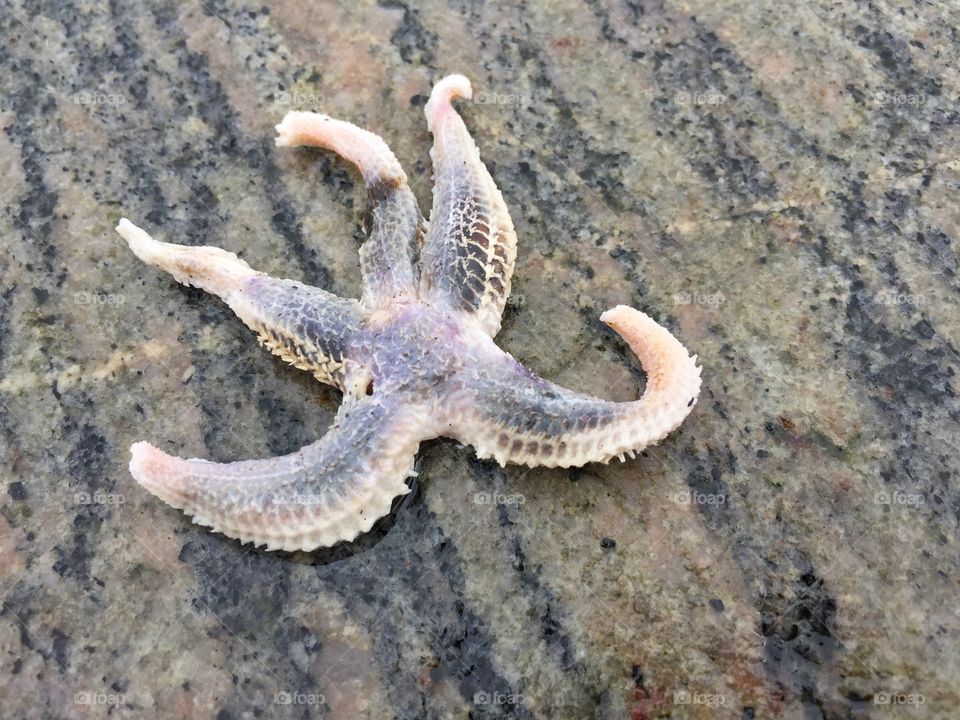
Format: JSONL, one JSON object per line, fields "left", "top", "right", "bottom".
{"left": 117, "top": 74, "right": 702, "bottom": 552}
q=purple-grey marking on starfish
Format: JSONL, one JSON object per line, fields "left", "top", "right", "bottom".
{"left": 117, "top": 74, "right": 702, "bottom": 552}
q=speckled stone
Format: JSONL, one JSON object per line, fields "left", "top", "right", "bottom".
{"left": 1, "top": 1, "right": 958, "bottom": 719}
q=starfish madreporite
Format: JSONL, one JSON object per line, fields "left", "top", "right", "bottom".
{"left": 117, "top": 74, "right": 702, "bottom": 552}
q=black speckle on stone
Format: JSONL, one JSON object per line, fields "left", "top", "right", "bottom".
{"left": 31, "top": 287, "right": 49, "bottom": 304}
{"left": 409, "top": 93, "right": 427, "bottom": 107}
{"left": 512, "top": 538, "right": 525, "bottom": 571}
{"left": 52, "top": 521, "right": 96, "bottom": 582}
{"left": 684, "top": 446, "right": 734, "bottom": 528}
{"left": 600, "top": 537, "right": 616, "bottom": 549}
{"left": 517, "top": 161, "right": 538, "bottom": 186}
{"left": 177, "top": 541, "right": 197, "bottom": 563}
{"left": 845, "top": 84, "right": 865, "bottom": 104}
{"left": 541, "top": 603, "right": 562, "bottom": 638}
{"left": 709, "top": 598, "right": 725, "bottom": 612}
{"left": 51, "top": 628, "right": 70, "bottom": 673}
{"left": 757, "top": 565, "right": 838, "bottom": 706}
{"left": 381, "top": 1, "right": 437, "bottom": 65}
{"left": 191, "top": 182, "right": 219, "bottom": 213}
{"left": 8, "top": 481, "right": 27, "bottom": 501}
{"left": 65, "top": 422, "right": 109, "bottom": 486}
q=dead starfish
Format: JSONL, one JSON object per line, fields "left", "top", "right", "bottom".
{"left": 117, "top": 74, "right": 702, "bottom": 552}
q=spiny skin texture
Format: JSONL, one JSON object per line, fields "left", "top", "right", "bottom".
{"left": 421, "top": 75, "right": 517, "bottom": 337}
{"left": 117, "top": 74, "right": 702, "bottom": 552}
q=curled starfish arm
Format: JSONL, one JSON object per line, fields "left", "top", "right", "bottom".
{"left": 275, "top": 112, "right": 424, "bottom": 310}
{"left": 419, "top": 75, "right": 518, "bottom": 338}
{"left": 129, "top": 396, "right": 432, "bottom": 551}
{"left": 449, "top": 306, "right": 701, "bottom": 467}
{"left": 117, "top": 219, "right": 362, "bottom": 389}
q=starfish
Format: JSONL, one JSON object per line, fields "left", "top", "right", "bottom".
{"left": 117, "top": 74, "right": 702, "bottom": 552}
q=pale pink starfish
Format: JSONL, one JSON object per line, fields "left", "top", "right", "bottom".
{"left": 117, "top": 74, "right": 702, "bottom": 552}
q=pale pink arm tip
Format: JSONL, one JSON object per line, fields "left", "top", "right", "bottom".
{"left": 425, "top": 74, "right": 472, "bottom": 132}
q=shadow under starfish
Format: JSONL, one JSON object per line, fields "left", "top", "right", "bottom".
{"left": 116, "top": 74, "right": 702, "bottom": 553}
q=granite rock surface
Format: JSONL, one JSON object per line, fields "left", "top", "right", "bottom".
{"left": 1, "top": 1, "right": 958, "bottom": 718}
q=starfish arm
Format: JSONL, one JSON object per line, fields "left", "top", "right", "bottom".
{"left": 117, "top": 219, "right": 362, "bottom": 389}
{"left": 419, "top": 75, "right": 518, "bottom": 338}
{"left": 449, "top": 306, "right": 702, "bottom": 467}
{"left": 275, "top": 112, "right": 424, "bottom": 310}
{"left": 128, "top": 396, "right": 433, "bottom": 551}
